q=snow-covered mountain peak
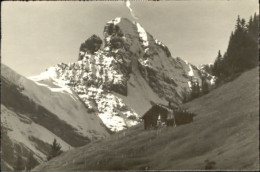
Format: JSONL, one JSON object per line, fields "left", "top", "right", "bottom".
{"left": 28, "top": 17, "right": 215, "bottom": 133}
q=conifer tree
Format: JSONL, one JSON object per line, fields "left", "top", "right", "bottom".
{"left": 190, "top": 80, "right": 200, "bottom": 99}
{"left": 47, "top": 139, "right": 63, "bottom": 161}
{"left": 212, "top": 50, "right": 223, "bottom": 77}
{"left": 201, "top": 79, "right": 209, "bottom": 95}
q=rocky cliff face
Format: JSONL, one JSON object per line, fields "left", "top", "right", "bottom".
{"left": 30, "top": 17, "right": 214, "bottom": 133}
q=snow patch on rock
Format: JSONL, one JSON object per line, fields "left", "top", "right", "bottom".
{"left": 188, "top": 64, "right": 194, "bottom": 77}
{"left": 210, "top": 76, "right": 216, "bottom": 85}
{"left": 155, "top": 39, "right": 166, "bottom": 48}
{"left": 136, "top": 22, "right": 149, "bottom": 47}
{"left": 138, "top": 59, "right": 152, "bottom": 68}
{"left": 188, "top": 81, "right": 192, "bottom": 89}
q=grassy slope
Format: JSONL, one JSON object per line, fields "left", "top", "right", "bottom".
{"left": 34, "top": 67, "right": 259, "bottom": 171}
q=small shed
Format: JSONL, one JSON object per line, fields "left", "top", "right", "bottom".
{"left": 141, "top": 104, "right": 172, "bottom": 129}
{"left": 141, "top": 104, "right": 195, "bottom": 130}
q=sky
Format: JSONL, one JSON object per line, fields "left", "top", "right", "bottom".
{"left": 2, "top": 0, "right": 258, "bottom": 77}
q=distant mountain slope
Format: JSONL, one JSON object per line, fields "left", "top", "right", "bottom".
{"left": 34, "top": 67, "right": 259, "bottom": 171}
{"left": 1, "top": 64, "right": 109, "bottom": 171}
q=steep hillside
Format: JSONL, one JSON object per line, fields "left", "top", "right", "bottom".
{"left": 1, "top": 64, "right": 109, "bottom": 170}
{"left": 34, "top": 67, "right": 259, "bottom": 171}
{"left": 30, "top": 17, "right": 214, "bottom": 132}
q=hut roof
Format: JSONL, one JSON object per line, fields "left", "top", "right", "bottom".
{"left": 141, "top": 104, "right": 172, "bottom": 119}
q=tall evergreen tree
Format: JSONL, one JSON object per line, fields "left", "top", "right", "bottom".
{"left": 201, "top": 76, "right": 209, "bottom": 95}
{"left": 235, "top": 15, "right": 241, "bottom": 29}
{"left": 246, "top": 13, "right": 259, "bottom": 68}
{"left": 247, "top": 16, "right": 253, "bottom": 31}
{"left": 190, "top": 80, "right": 200, "bottom": 99}
{"left": 47, "top": 139, "right": 63, "bottom": 161}
{"left": 212, "top": 50, "right": 223, "bottom": 77}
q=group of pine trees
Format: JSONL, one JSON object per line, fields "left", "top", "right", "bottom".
{"left": 183, "top": 13, "right": 258, "bottom": 103}
{"left": 183, "top": 14, "right": 258, "bottom": 103}
{"left": 209, "top": 14, "right": 259, "bottom": 83}
{"left": 182, "top": 75, "right": 210, "bottom": 103}
{"left": 14, "top": 139, "right": 62, "bottom": 171}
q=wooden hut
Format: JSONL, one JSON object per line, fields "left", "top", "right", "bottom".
{"left": 141, "top": 104, "right": 173, "bottom": 129}
{"left": 141, "top": 104, "right": 195, "bottom": 130}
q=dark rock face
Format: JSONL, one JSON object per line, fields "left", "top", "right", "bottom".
{"left": 110, "top": 83, "right": 127, "bottom": 96}
{"left": 110, "top": 36, "right": 124, "bottom": 49}
{"left": 78, "top": 34, "right": 103, "bottom": 60}
{"left": 103, "top": 22, "right": 124, "bottom": 47}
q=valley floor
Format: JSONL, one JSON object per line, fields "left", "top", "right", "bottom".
{"left": 34, "top": 67, "right": 259, "bottom": 171}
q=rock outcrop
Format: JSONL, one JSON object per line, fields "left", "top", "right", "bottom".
{"left": 78, "top": 34, "right": 103, "bottom": 60}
